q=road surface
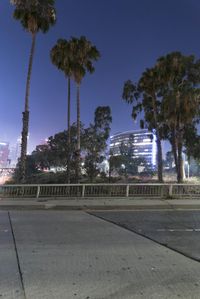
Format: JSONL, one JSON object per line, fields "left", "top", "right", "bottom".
{"left": 1, "top": 210, "right": 200, "bottom": 299}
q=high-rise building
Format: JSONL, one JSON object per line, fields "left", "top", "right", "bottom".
{"left": 0, "top": 142, "right": 10, "bottom": 168}
{"left": 109, "top": 129, "right": 157, "bottom": 166}
{"left": 9, "top": 138, "right": 21, "bottom": 167}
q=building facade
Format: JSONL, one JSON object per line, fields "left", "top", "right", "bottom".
{"left": 9, "top": 137, "right": 21, "bottom": 167}
{"left": 0, "top": 142, "right": 10, "bottom": 168}
{"left": 109, "top": 129, "right": 157, "bottom": 166}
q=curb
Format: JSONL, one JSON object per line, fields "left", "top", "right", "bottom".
{"left": 1, "top": 204, "right": 200, "bottom": 211}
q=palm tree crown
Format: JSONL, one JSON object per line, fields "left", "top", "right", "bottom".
{"left": 69, "top": 36, "right": 100, "bottom": 84}
{"left": 50, "top": 39, "right": 73, "bottom": 77}
{"left": 11, "top": 0, "right": 56, "bottom": 34}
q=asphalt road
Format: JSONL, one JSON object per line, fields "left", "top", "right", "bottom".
{"left": 0, "top": 212, "right": 25, "bottom": 298}
{"left": 91, "top": 210, "right": 200, "bottom": 261}
{"left": 1, "top": 210, "right": 200, "bottom": 299}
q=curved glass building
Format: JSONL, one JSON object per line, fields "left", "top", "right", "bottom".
{"left": 109, "top": 129, "right": 157, "bottom": 166}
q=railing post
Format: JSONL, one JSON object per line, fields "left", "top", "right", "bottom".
{"left": 126, "top": 185, "right": 129, "bottom": 197}
{"left": 82, "top": 185, "right": 85, "bottom": 197}
{"left": 21, "top": 186, "right": 25, "bottom": 197}
{"left": 160, "top": 185, "right": 164, "bottom": 198}
{"left": 36, "top": 185, "right": 40, "bottom": 199}
{"left": 169, "top": 184, "right": 173, "bottom": 197}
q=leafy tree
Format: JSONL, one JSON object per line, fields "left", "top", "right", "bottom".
{"left": 29, "top": 124, "right": 83, "bottom": 180}
{"left": 108, "top": 151, "right": 124, "bottom": 180}
{"left": 183, "top": 125, "right": 200, "bottom": 162}
{"left": 83, "top": 106, "right": 112, "bottom": 181}
{"left": 122, "top": 66, "right": 164, "bottom": 182}
{"left": 123, "top": 52, "right": 200, "bottom": 183}
{"left": 48, "top": 123, "right": 85, "bottom": 177}
{"left": 32, "top": 144, "right": 52, "bottom": 170}
{"left": 158, "top": 52, "right": 200, "bottom": 182}
{"left": 50, "top": 39, "right": 74, "bottom": 182}
{"left": 138, "top": 68, "right": 164, "bottom": 182}
{"left": 185, "top": 157, "right": 200, "bottom": 177}
{"left": 165, "top": 151, "right": 174, "bottom": 170}
{"left": 83, "top": 125, "right": 105, "bottom": 182}
{"left": 94, "top": 106, "right": 112, "bottom": 139}
{"left": 11, "top": 0, "right": 56, "bottom": 183}
{"left": 16, "top": 106, "right": 111, "bottom": 183}
{"left": 14, "top": 155, "right": 40, "bottom": 183}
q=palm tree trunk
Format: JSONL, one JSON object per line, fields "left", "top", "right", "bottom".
{"left": 76, "top": 83, "right": 81, "bottom": 182}
{"left": 20, "top": 32, "right": 36, "bottom": 183}
{"left": 67, "top": 77, "right": 71, "bottom": 183}
{"left": 156, "top": 134, "right": 163, "bottom": 182}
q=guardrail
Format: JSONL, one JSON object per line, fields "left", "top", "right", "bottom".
{"left": 0, "top": 184, "right": 200, "bottom": 199}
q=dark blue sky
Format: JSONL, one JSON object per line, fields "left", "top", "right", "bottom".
{"left": 1, "top": 0, "right": 200, "bottom": 152}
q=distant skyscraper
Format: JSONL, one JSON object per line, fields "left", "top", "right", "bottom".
{"left": 109, "top": 129, "right": 157, "bottom": 166}
{"left": 0, "top": 142, "right": 10, "bottom": 167}
{"left": 9, "top": 137, "right": 21, "bottom": 167}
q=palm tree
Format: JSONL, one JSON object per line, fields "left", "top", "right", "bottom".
{"left": 70, "top": 36, "right": 100, "bottom": 181}
{"left": 50, "top": 39, "right": 73, "bottom": 183}
{"left": 11, "top": 0, "right": 56, "bottom": 182}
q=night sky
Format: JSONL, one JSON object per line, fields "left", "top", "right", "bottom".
{"left": 1, "top": 0, "right": 200, "bottom": 152}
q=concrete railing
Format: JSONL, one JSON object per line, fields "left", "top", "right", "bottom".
{"left": 0, "top": 184, "right": 200, "bottom": 199}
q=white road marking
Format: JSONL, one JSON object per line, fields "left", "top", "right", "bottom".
{"left": 156, "top": 228, "right": 200, "bottom": 232}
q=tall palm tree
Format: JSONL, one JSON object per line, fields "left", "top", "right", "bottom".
{"left": 70, "top": 36, "right": 100, "bottom": 181}
{"left": 11, "top": 0, "right": 56, "bottom": 182}
{"left": 50, "top": 39, "right": 73, "bottom": 183}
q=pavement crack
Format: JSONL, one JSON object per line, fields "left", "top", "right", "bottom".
{"left": 8, "top": 211, "right": 27, "bottom": 299}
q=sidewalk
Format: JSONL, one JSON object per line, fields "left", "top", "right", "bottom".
{"left": 0, "top": 197, "right": 200, "bottom": 210}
